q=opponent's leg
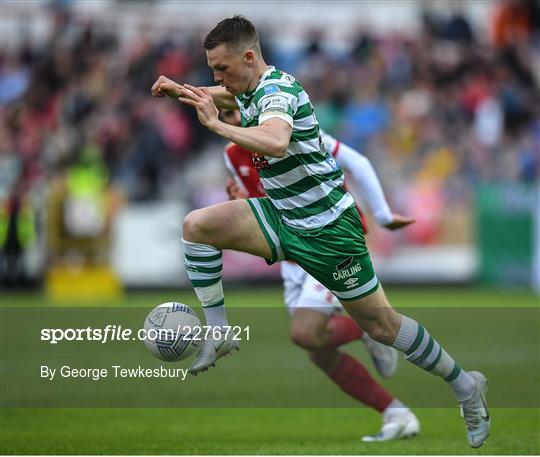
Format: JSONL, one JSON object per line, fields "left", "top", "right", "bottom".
{"left": 327, "top": 314, "right": 397, "bottom": 378}
{"left": 288, "top": 271, "right": 397, "bottom": 378}
{"left": 182, "top": 199, "right": 272, "bottom": 374}
{"left": 362, "top": 403, "right": 420, "bottom": 443}
{"left": 340, "top": 286, "right": 490, "bottom": 448}
{"left": 290, "top": 308, "right": 418, "bottom": 441}
{"left": 327, "top": 314, "right": 365, "bottom": 347}
{"left": 291, "top": 309, "right": 394, "bottom": 413}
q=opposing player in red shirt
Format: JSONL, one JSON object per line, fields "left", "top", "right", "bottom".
{"left": 222, "top": 108, "right": 419, "bottom": 442}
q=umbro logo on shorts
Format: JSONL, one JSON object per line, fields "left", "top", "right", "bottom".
{"left": 344, "top": 277, "right": 359, "bottom": 288}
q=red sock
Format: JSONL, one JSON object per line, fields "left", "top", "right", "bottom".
{"left": 327, "top": 315, "right": 364, "bottom": 347}
{"left": 329, "top": 353, "right": 393, "bottom": 413}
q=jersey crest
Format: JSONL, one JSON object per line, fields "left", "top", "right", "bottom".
{"left": 252, "top": 154, "right": 270, "bottom": 172}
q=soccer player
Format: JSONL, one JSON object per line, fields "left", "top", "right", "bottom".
{"left": 223, "top": 107, "right": 419, "bottom": 441}
{"left": 151, "top": 16, "right": 490, "bottom": 447}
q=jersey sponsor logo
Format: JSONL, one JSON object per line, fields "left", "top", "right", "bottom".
{"left": 261, "top": 95, "right": 288, "bottom": 114}
{"left": 263, "top": 85, "right": 280, "bottom": 95}
{"left": 333, "top": 257, "right": 362, "bottom": 282}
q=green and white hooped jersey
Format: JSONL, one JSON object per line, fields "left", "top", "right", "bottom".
{"left": 235, "top": 66, "right": 354, "bottom": 231}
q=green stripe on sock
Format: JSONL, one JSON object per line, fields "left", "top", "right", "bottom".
{"left": 203, "top": 298, "right": 225, "bottom": 308}
{"left": 411, "top": 336, "right": 435, "bottom": 365}
{"left": 191, "top": 278, "right": 221, "bottom": 287}
{"left": 189, "top": 265, "right": 222, "bottom": 274}
{"left": 406, "top": 325, "right": 425, "bottom": 356}
{"left": 444, "top": 363, "right": 462, "bottom": 382}
{"left": 185, "top": 252, "right": 222, "bottom": 262}
{"left": 425, "top": 346, "right": 443, "bottom": 372}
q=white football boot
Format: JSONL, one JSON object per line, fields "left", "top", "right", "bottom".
{"left": 362, "top": 335, "right": 398, "bottom": 378}
{"left": 459, "top": 371, "right": 491, "bottom": 448}
{"left": 188, "top": 333, "right": 239, "bottom": 375}
{"left": 362, "top": 408, "right": 420, "bottom": 442}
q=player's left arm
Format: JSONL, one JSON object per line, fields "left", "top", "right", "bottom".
{"left": 332, "top": 138, "right": 415, "bottom": 230}
{"left": 178, "top": 85, "right": 291, "bottom": 158}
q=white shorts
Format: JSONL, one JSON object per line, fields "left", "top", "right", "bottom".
{"left": 281, "top": 262, "right": 342, "bottom": 315}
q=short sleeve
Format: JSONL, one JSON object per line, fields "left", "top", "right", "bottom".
{"left": 257, "top": 85, "right": 295, "bottom": 127}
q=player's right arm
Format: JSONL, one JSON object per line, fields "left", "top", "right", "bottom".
{"left": 151, "top": 75, "right": 237, "bottom": 110}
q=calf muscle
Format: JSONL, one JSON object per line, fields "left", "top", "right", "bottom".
{"left": 339, "top": 286, "right": 402, "bottom": 345}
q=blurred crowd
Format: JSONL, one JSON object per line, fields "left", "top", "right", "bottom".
{"left": 289, "top": 1, "right": 540, "bottom": 199}
{"left": 0, "top": 0, "right": 539, "bottom": 283}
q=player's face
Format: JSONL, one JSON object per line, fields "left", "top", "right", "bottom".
{"left": 221, "top": 109, "right": 241, "bottom": 126}
{"left": 206, "top": 44, "right": 252, "bottom": 96}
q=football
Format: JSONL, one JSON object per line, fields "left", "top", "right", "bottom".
{"left": 143, "top": 302, "right": 202, "bottom": 362}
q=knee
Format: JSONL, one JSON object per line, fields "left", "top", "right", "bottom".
{"left": 290, "top": 326, "right": 327, "bottom": 351}
{"left": 182, "top": 210, "right": 206, "bottom": 242}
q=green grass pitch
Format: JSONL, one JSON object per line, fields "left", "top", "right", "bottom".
{"left": 1, "top": 286, "right": 539, "bottom": 455}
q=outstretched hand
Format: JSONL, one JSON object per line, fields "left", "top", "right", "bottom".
{"left": 384, "top": 213, "right": 416, "bottom": 231}
{"left": 178, "top": 84, "right": 220, "bottom": 130}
